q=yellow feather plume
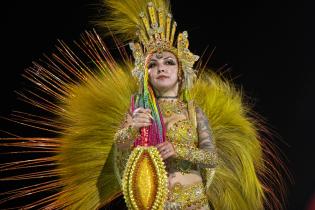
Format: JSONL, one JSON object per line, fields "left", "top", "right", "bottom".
{"left": 191, "top": 72, "right": 287, "bottom": 210}
{"left": 0, "top": 31, "right": 136, "bottom": 209}
{"left": 95, "top": 0, "right": 171, "bottom": 42}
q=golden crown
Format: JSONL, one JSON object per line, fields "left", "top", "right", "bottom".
{"left": 129, "top": 2, "right": 199, "bottom": 90}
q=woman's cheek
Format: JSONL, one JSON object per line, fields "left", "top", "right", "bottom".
{"left": 148, "top": 72, "right": 155, "bottom": 83}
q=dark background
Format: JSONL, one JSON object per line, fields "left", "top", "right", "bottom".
{"left": 1, "top": 0, "right": 314, "bottom": 209}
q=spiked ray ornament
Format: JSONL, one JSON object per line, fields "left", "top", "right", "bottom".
{"left": 0, "top": 30, "right": 137, "bottom": 209}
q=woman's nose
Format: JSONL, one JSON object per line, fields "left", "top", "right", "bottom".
{"left": 157, "top": 65, "right": 165, "bottom": 73}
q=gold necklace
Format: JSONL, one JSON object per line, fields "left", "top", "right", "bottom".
{"left": 158, "top": 99, "right": 185, "bottom": 117}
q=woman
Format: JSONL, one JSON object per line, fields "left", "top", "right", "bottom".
{"left": 0, "top": 0, "right": 287, "bottom": 209}
{"left": 115, "top": 51, "right": 217, "bottom": 209}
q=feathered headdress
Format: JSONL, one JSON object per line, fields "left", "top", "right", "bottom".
{"left": 98, "top": 0, "right": 199, "bottom": 97}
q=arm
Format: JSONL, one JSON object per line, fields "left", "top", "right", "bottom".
{"left": 114, "top": 107, "right": 152, "bottom": 150}
{"left": 173, "top": 107, "right": 218, "bottom": 168}
{"left": 113, "top": 112, "right": 139, "bottom": 181}
{"left": 114, "top": 112, "right": 138, "bottom": 150}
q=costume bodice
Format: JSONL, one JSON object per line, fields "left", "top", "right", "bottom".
{"left": 159, "top": 99, "right": 198, "bottom": 147}
{"left": 166, "top": 119, "right": 198, "bottom": 147}
{"left": 158, "top": 99, "right": 199, "bottom": 173}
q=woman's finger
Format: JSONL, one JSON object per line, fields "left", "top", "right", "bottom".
{"left": 146, "top": 113, "right": 154, "bottom": 120}
{"left": 157, "top": 146, "right": 167, "bottom": 154}
{"left": 132, "top": 122, "right": 152, "bottom": 128}
{"left": 133, "top": 112, "right": 151, "bottom": 119}
{"left": 161, "top": 149, "right": 175, "bottom": 160}
{"left": 134, "top": 107, "right": 151, "bottom": 114}
{"left": 156, "top": 142, "right": 167, "bottom": 149}
{"left": 134, "top": 117, "right": 151, "bottom": 124}
{"left": 133, "top": 107, "right": 145, "bottom": 114}
{"left": 157, "top": 142, "right": 176, "bottom": 159}
{"left": 157, "top": 145, "right": 171, "bottom": 155}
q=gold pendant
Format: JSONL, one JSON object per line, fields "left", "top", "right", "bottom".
{"left": 122, "top": 146, "right": 168, "bottom": 210}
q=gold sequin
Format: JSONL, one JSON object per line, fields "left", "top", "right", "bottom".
{"left": 114, "top": 126, "right": 139, "bottom": 149}
{"left": 158, "top": 99, "right": 185, "bottom": 117}
{"left": 173, "top": 142, "right": 218, "bottom": 168}
{"left": 122, "top": 147, "right": 168, "bottom": 210}
{"left": 158, "top": 99, "right": 216, "bottom": 174}
{"left": 165, "top": 182, "right": 209, "bottom": 210}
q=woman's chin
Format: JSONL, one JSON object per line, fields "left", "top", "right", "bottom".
{"left": 151, "top": 80, "right": 178, "bottom": 95}
{"left": 155, "top": 86, "right": 177, "bottom": 94}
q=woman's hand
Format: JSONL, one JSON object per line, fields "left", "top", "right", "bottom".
{"left": 156, "top": 141, "right": 176, "bottom": 160}
{"left": 131, "top": 107, "right": 152, "bottom": 130}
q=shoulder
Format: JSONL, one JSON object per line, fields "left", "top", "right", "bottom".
{"left": 194, "top": 104, "right": 212, "bottom": 127}
{"left": 194, "top": 104, "right": 206, "bottom": 118}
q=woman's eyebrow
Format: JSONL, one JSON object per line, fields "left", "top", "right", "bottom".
{"left": 150, "top": 56, "right": 174, "bottom": 62}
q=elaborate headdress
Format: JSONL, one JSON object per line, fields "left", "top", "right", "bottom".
{"left": 99, "top": 0, "right": 199, "bottom": 98}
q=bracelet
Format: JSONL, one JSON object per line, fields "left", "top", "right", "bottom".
{"left": 173, "top": 142, "right": 218, "bottom": 167}
{"left": 115, "top": 126, "right": 139, "bottom": 146}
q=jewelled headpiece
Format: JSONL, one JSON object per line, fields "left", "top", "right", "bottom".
{"left": 129, "top": 2, "right": 200, "bottom": 91}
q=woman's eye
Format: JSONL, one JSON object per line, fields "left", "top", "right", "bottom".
{"left": 148, "top": 62, "right": 156, "bottom": 68}
{"left": 165, "top": 60, "right": 175, "bottom": 65}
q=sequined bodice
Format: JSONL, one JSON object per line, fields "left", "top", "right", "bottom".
{"left": 158, "top": 99, "right": 198, "bottom": 147}
{"left": 158, "top": 99, "right": 199, "bottom": 173}
{"left": 166, "top": 119, "right": 198, "bottom": 147}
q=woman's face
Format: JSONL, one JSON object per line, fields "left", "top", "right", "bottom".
{"left": 148, "top": 51, "right": 179, "bottom": 96}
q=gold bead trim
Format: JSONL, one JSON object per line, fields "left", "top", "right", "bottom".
{"left": 122, "top": 146, "right": 168, "bottom": 210}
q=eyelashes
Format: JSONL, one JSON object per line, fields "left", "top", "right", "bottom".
{"left": 148, "top": 59, "right": 176, "bottom": 68}
{"left": 165, "top": 60, "right": 176, "bottom": 65}
{"left": 148, "top": 62, "right": 156, "bottom": 68}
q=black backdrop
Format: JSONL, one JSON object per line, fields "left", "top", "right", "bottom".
{"left": 1, "top": 0, "right": 314, "bottom": 210}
